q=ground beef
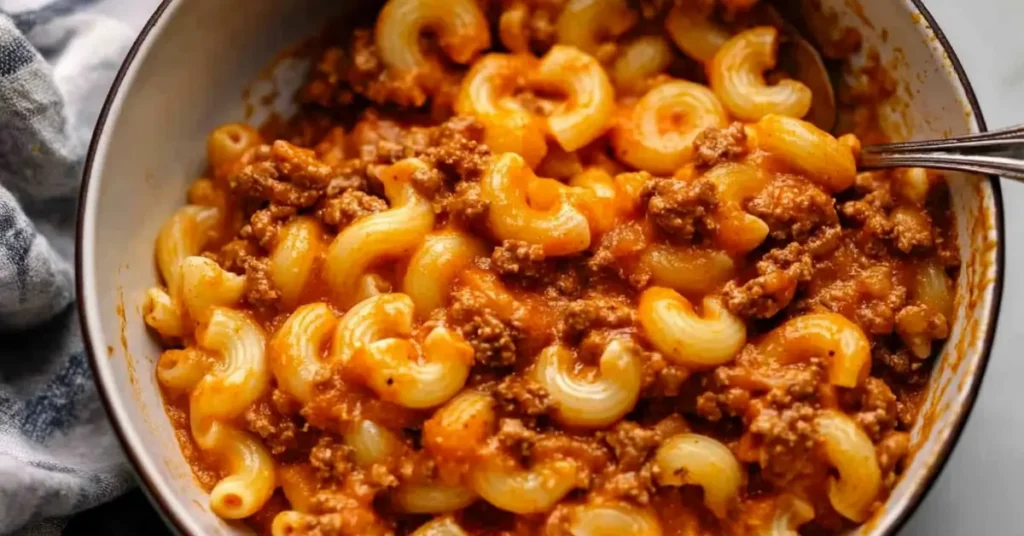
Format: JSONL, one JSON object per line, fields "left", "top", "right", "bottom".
{"left": 895, "top": 303, "right": 949, "bottom": 358}
{"left": 747, "top": 400, "right": 819, "bottom": 485}
{"left": 592, "top": 466, "right": 659, "bottom": 504}
{"left": 491, "top": 240, "right": 547, "bottom": 279}
{"left": 448, "top": 287, "right": 521, "bottom": 368}
{"left": 444, "top": 181, "right": 489, "bottom": 225}
{"left": 640, "top": 350, "right": 690, "bottom": 397}
{"left": 876, "top": 431, "right": 910, "bottom": 487}
{"left": 559, "top": 296, "right": 635, "bottom": 342}
{"left": 493, "top": 375, "right": 552, "bottom": 416}
{"left": 723, "top": 242, "right": 813, "bottom": 319}
{"left": 494, "top": 418, "right": 540, "bottom": 460}
{"left": 644, "top": 177, "right": 719, "bottom": 242}
{"left": 417, "top": 116, "right": 489, "bottom": 183}
{"left": 598, "top": 421, "right": 662, "bottom": 470}
{"left": 242, "top": 256, "right": 282, "bottom": 312}
{"left": 693, "top": 123, "right": 749, "bottom": 168}
{"left": 210, "top": 239, "right": 260, "bottom": 273}
{"left": 230, "top": 141, "right": 334, "bottom": 208}
{"left": 890, "top": 207, "right": 934, "bottom": 253}
{"left": 309, "top": 436, "right": 357, "bottom": 482}
{"left": 851, "top": 377, "right": 898, "bottom": 441}
{"left": 244, "top": 394, "right": 304, "bottom": 456}
{"left": 317, "top": 190, "right": 388, "bottom": 229}
{"left": 240, "top": 204, "right": 297, "bottom": 249}
{"left": 747, "top": 175, "right": 838, "bottom": 241}
{"left": 695, "top": 387, "right": 753, "bottom": 422}
{"left": 337, "top": 29, "right": 429, "bottom": 108}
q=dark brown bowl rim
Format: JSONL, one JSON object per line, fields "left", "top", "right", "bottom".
{"left": 74, "top": 1, "right": 1006, "bottom": 534}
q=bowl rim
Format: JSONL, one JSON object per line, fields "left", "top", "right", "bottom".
{"left": 74, "top": 1, "right": 1006, "bottom": 534}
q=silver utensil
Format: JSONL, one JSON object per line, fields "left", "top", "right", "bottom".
{"left": 860, "top": 125, "right": 1024, "bottom": 179}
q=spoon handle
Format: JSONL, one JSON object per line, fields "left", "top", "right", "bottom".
{"left": 860, "top": 124, "right": 1024, "bottom": 180}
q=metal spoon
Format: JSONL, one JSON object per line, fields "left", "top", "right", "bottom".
{"left": 766, "top": 4, "right": 1024, "bottom": 179}
{"left": 859, "top": 125, "right": 1024, "bottom": 179}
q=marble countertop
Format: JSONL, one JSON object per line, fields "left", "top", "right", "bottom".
{"left": 82, "top": 0, "right": 1024, "bottom": 534}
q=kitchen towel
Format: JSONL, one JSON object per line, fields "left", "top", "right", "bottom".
{"left": 0, "top": 1, "right": 136, "bottom": 533}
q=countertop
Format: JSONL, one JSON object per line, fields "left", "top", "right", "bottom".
{"left": 77, "top": 0, "right": 1024, "bottom": 534}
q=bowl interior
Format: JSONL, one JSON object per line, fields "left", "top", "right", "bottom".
{"left": 78, "top": 0, "right": 1002, "bottom": 534}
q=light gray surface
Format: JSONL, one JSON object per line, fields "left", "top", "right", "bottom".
{"left": 87, "top": 0, "right": 1024, "bottom": 534}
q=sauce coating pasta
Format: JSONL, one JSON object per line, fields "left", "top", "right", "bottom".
{"left": 149, "top": 1, "right": 960, "bottom": 534}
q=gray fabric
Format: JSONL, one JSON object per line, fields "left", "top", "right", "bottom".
{"left": 0, "top": 1, "right": 137, "bottom": 534}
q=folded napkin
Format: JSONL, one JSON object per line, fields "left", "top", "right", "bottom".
{"left": 0, "top": 1, "right": 137, "bottom": 534}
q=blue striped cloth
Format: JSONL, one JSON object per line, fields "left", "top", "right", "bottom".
{"left": 0, "top": 1, "right": 137, "bottom": 534}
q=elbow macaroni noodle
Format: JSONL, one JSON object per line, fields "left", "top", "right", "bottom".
{"left": 639, "top": 287, "right": 747, "bottom": 368}
{"left": 758, "top": 313, "right": 872, "bottom": 388}
{"left": 324, "top": 158, "right": 435, "bottom": 306}
{"left": 815, "top": 410, "right": 883, "bottom": 522}
{"left": 555, "top": 0, "right": 638, "bottom": 59}
{"left": 654, "top": 433, "right": 744, "bottom": 519}
{"left": 531, "top": 339, "right": 643, "bottom": 429}
{"left": 709, "top": 27, "right": 813, "bottom": 121}
{"left": 611, "top": 80, "right": 729, "bottom": 175}
{"left": 148, "top": 3, "right": 956, "bottom": 532}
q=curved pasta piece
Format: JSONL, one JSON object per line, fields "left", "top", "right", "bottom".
{"left": 403, "top": 231, "right": 487, "bottom": 317}
{"left": 567, "top": 502, "right": 663, "bottom": 536}
{"left": 350, "top": 327, "right": 474, "bottom": 409}
{"left": 455, "top": 54, "right": 548, "bottom": 168}
{"left": 193, "top": 308, "right": 269, "bottom": 421}
{"left": 187, "top": 310, "right": 272, "bottom": 519}
{"left": 180, "top": 256, "right": 245, "bottom": 325}
{"left": 271, "top": 511, "right": 309, "bottom": 536}
{"left": 278, "top": 464, "right": 318, "bottom": 513}
{"left": 156, "top": 205, "right": 222, "bottom": 295}
{"left": 156, "top": 348, "right": 210, "bottom": 393}
{"left": 391, "top": 481, "right": 478, "bottom": 514}
{"left": 269, "top": 303, "right": 338, "bottom": 404}
{"left": 344, "top": 419, "right": 404, "bottom": 467}
{"left": 531, "top": 339, "right": 643, "bottom": 429}
{"left": 757, "top": 313, "right": 871, "bottom": 388}
{"left": 654, "top": 433, "right": 743, "bottom": 518}
{"left": 709, "top": 27, "right": 812, "bottom": 121}
{"left": 640, "top": 246, "right": 736, "bottom": 296}
{"left": 914, "top": 259, "right": 955, "bottom": 321}
{"left": 704, "top": 163, "right": 770, "bottom": 254}
{"left": 411, "top": 517, "right": 468, "bottom": 536}
{"left": 534, "top": 45, "right": 615, "bottom": 152}
{"left": 482, "top": 153, "right": 591, "bottom": 256}
{"left": 470, "top": 455, "right": 579, "bottom": 514}
{"left": 208, "top": 123, "right": 261, "bottom": 176}
{"left": 611, "top": 80, "right": 729, "bottom": 175}
{"left": 331, "top": 293, "right": 415, "bottom": 365}
{"left": 638, "top": 287, "right": 746, "bottom": 368}
{"left": 423, "top": 389, "right": 497, "bottom": 460}
{"left": 612, "top": 35, "right": 674, "bottom": 93}
{"left": 664, "top": 4, "right": 730, "bottom": 63}
{"left": 143, "top": 287, "right": 187, "bottom": 338}
{"left": 815, "top": 410, "right": 882, "bottom": 522}
{"left": 193, "top": 422, "right": 276, "bottom": 519}
{"left": 375, "top": 0, "right": 490, "bottom": 72}
{"left": 324, "top": 159, "right": 435, "bottom": 307}
{"left": 145, "top": 205, "right": 222, "bottom": 337}
{"left": 555, "top": 0, "right": 638, "bottom": 57}
{"left": 567, "top": 168, "right": 636, "bottom": 235}
{"left": 750, "top": 115, "right": 857, "bottom": 192}
{"left": 270, "top": 216, "right": 326, "bottom": 309}
{"left": 764, "top": 495, "right": 815, "bottom": 536}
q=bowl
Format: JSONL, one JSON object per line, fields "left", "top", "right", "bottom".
{"left": 76, "top": 0, "right": 1004, "bottom": 534}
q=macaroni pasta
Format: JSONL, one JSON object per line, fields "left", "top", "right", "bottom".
{"left": 148, "top": 2, "right": 961, "bottom": 533}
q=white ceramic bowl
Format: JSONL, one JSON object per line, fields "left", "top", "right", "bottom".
{"left": 76, "top": 1, "right": 1005, "bottom": 534}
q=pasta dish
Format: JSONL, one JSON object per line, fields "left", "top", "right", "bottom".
{"left": 144, "top": 0, "right": 960, "bottom": 534}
